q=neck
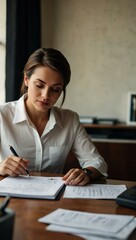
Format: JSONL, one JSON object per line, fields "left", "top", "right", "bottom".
{"left": 30, "top": 114, "right": 49, "bottom": 137}
{"left": 24, "top": 100, "right": 50, "bottom": 136}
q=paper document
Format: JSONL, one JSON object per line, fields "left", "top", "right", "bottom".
{"left": 38, "top": 208, "right": 134, "bottom": 233}
{"left": 0, "top": 176, "right": 64, "bottom": 199}
{"left": 47, "top": 218, "right": 136, "bottom": 240}
{"left": 63, "top": 184, "right": 127, "bottom": 199}
{"left": 38, "top": 208, "right": 135, "bottom": 239}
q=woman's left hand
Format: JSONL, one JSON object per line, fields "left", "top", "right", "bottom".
{"left": 62, "top": 168, "right": 90, "bottom": 186}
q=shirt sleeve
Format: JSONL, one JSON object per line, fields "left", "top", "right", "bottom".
{"left": 71, "top": 113, "right": 108, "bottom": 177}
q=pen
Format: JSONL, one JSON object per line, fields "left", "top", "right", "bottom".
{"left": 9, "top": 145, "right": 30, "bottom": 177}
{"left": 0, "top": 195, "right": 11, "bottom": 216}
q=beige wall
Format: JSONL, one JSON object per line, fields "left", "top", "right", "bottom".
{"left": 0, "top": 0, "right": 6, "bottom": 103}
{"left": 41, "top": 0, "right": 136, "bottom": 123}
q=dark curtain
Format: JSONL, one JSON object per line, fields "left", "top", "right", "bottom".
{"left": 6, "top": 0, "right": 41, "bottom": 102}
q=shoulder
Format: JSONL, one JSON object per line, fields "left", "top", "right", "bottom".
{"left": 0, "top": 95, "right": 25, "bottom": 115}
{"left": 52, "top": 107, "right": 80, "bottom": 124}
{"left": 0, "top": 100, "right": 18, "bottom": 116}
{"left": 0, "top": 101, "right": 16, "bottom": 111}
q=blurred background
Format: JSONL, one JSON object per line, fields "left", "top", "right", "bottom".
{"left": 1, "top": 0, "right": 136, "bottom": 123}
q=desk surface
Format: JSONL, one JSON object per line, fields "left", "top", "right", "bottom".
{"left": 0, "top": 172, "right": 136, "bottom": 240}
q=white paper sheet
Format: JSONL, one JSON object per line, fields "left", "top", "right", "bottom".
{"left": 63, "top": 184, "right": 127, "bottom": 199}
{"left": 46, "top": 218, "right": 136, "bottom": 240}
{"left": 0, "top": 176, "right": 64, "bottom": 199}
{"left": 38, "top": 208, "right": 134, "bottom": 234}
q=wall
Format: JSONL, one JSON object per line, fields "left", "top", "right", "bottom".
{"left": 41, "top": 0, "right": 136, "bottom": 123}
{"left": 0, "top": 0, "right": 6, "bottom": 103}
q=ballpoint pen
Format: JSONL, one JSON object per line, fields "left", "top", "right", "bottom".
{"left": 9, "top": 145, "right": 30, "bottom": 177}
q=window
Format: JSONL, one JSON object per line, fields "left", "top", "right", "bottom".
{"left": 0, "top": 0, "right": 6, "bottom": 103}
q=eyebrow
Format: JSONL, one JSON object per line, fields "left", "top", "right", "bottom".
{"left": 36, "top": 79, "right": 63, "bottom": 86}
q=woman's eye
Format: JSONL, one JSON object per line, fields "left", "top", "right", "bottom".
{"left": 52, "top": 87, "right": 62, "bottom": 92}
{"left": 36, "top": 83, "right": 44, "bottom": 88}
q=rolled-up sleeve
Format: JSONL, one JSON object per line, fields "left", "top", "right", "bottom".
{"left": 71, "top": 113, "right": 108, "bottom": 177}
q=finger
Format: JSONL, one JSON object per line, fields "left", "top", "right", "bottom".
{"left": 75, "top": 175, "right": 90, "bottom": 186}
{"left": 11, "top": 156, "right": 29, "bottom": 169}
{"left": 0, "top": 163, "right": 21, "bottom": 177}
{"left": 63, "top": 169, "right": 83, "bottom": 185}
{"left": 5, "top": 157, "right": 28, "bottom": 176}
{"left": 69, "top": 172, "right": 86, "bottom": 185}
{"left": 62, "top": 168, "right": 75, "bottom": 180}
{"left": 62, "top": 168, "right": 78, "bottom": 183}
{"left": 9, "top": 156, "right": 29, "bottom": 174}
{"left": 64, "top": 169, "right": 90, "bottom": 186}
{"left": 7, "top": 162, "right": 27, "bottom": 176}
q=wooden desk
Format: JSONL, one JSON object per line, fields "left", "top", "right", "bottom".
{"left": 0, "top": 172, "right": 136, "bottom": 240}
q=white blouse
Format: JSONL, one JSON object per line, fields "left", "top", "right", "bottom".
{"left": 0, "top": 94, "right": 108, "bottom": 176}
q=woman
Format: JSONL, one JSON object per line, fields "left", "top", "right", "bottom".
{"left": 0, "top": 48, "right": 108, "bottom": 185}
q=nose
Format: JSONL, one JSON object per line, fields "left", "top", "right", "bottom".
{"left": 41, "top": 86, "right": 50, "bottom": 99}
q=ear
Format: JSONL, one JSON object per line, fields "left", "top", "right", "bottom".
{"left": 24, "top": 74, "right": 29, "bottom": 87}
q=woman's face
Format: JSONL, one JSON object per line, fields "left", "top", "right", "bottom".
{"left": 24, "top": 66, "right": 64, "bottom": 113}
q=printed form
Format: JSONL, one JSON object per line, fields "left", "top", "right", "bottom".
{"left": 38, "top": 208, "right": 136, "bottom": 239}
{"left": 63, "top": 184, "right": 127, "bottom": 199}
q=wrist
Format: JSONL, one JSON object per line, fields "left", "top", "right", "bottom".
{"left": 82, "top": 168, "right": 93, "bottom": 180}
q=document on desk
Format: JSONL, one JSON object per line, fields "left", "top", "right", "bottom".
{"left": 63, "top": 184, "right": 127, "bottom": 199}
{"left": 47, "top": 219, "right": 136, "bottom": 240}
{"left": 0, "top": 176, "right": 64, "bottom": 199}
{"left": 38, "top": 208, "right": 136, "bottom": 239}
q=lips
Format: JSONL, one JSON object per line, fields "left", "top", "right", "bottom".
{"left": 37, "top": 100, "right": 50, "bottom": 107}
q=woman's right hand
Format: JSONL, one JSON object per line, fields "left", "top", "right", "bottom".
{"left": 0, "top": 155, "right": 29, "bottom": 177}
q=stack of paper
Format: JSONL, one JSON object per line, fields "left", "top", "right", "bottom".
{"left": 38, "top": 208, "right": 136, "bottom": 240}
{"left": 0, "top": 176, "right": 64, "bottom": 199}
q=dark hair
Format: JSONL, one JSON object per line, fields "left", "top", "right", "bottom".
{"left": 21, "top": 48, "right": 71, "bottom": 106}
